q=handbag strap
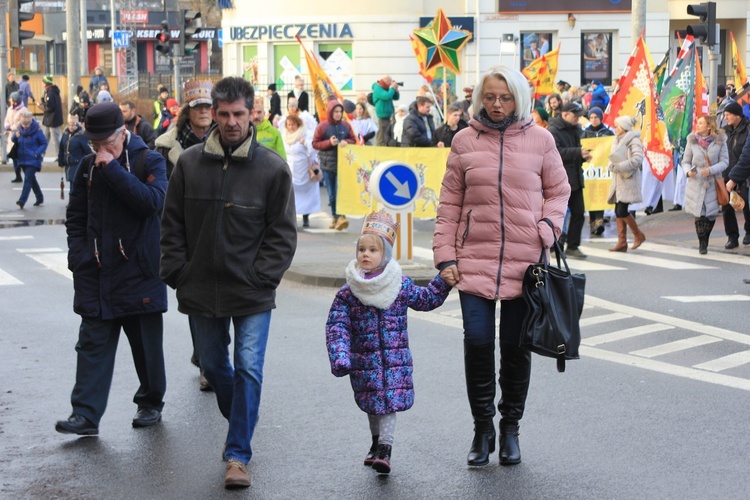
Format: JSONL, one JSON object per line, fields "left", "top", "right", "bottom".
{"left": 538, "top": 218, "right": 572, "bottom": 275}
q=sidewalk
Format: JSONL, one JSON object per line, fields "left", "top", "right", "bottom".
{"left": 2, "top": 167, "right": 748, "bottom": 287}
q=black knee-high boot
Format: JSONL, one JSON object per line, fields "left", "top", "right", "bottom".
{"left": 464, "top": 341, "right": 496, "bottom": 466}
{"left": 498, "top": 342, "right": 532, "bottom": 465}
{"left": 695, "top": 217, "right": 716, "bottom": 254}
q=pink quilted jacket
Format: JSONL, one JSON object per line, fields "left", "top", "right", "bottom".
{"left": 433, "top": 117, "right": 570, "bottom": 300}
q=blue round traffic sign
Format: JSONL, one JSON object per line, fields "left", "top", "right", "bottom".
{"left": 369, "top": 161, "right": 421, "bottom": 210}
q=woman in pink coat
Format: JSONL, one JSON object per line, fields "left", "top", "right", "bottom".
{"left": 433, "top": 65, "right": 570, "bottom": 467}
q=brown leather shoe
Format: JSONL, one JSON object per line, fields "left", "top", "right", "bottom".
{"left": 335, "top": 215, "right": 349, "bottom": 230}
{"left": 225, "top": 459, "right": 250, "bottom": 489}
{"left": 199, "top": 371, "right": 212, "bottom": 392}
{"left": 328, "top": 217, "right": 338, "bottom": 229}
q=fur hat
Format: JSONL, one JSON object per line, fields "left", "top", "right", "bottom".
{"left": 361, "top": 211, "right": 399, "bottom": 246}
{"left": 615, "top": 115, "right": 637, "bottom": 131}
{"left": 84, "top": 102, "right": 124, "bottom": 140}
{"left": 724, "top": 101, "right": 744, "bottom": 117}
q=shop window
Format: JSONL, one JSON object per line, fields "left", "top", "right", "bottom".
{"left": 274, "top": 45, "right": 301, "bottom": 92}
{"left": 581, "top": 32, "right": 613, "bottom": 86}
{"left": 318, "top": 43, "right": 352, "bottom": 91}
{"left": 243, "top": 46, "right": 259, "bottom": 84}
{"left": 520, "top": 32, "right": 554, "bottom": 72}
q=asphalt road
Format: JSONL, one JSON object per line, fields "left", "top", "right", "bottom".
{"left": 2, "top": 223, "right": 750, "bottom": 498}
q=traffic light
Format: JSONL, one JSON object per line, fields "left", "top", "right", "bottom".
{"left": 155, "top": 20, "right": 171, "bottom": 56}
{"left": 181, "top": 10, "right": 202, "bottom": 56}
{"left": 686, "top": 2, "right": 717, "bottom": 45}
{"left": 9, "top": 0, "right": 36, "bottom": 48}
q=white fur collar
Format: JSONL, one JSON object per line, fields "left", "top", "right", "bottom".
{"left": 345, "top": 259, "right": 403, "bottom": 310}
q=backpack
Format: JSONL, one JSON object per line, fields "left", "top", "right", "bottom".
{"left": 367, "top": 92, "right": 374, "bottom": 106}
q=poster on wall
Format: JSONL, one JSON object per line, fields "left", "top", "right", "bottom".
{"left": 581, "top": 32, "right": 612, "bottom": 86}
{"left": 520, "top": 33, "right": 553, "bottom": 71}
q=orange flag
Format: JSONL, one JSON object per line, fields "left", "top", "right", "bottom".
{"left": 296, "top": 35, "right": 346, "bottom": 123}
{"left": 693, "top": 45, "right": 709, "bottom": 129}
{"left": 522, "top": 44, "right": 560, "bottom": 98}
{"left": 730, "top": 32, "right": 748, "bottom": 87}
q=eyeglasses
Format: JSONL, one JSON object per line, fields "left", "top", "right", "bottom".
{"left": 89, "top": 133, "right": 121, "bottom": 150}
{"left": 482, "top": 94, "right": 515, "bottom": 105}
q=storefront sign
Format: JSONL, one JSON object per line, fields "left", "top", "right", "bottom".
{"left": 62, "top": 28, "right": 111, "bottom": 41}
{"left": 228, "top": 23, "right": 353, "bottom": 41}
{"left": 121, "top": 11, "right": 149, "bottom": 24}
{"left": 498, "top": 0, "right": 631, "bottom": 13}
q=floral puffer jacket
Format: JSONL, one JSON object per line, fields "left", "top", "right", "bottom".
{"left": 326, "top": 259, "right": 451, "bottom": 415}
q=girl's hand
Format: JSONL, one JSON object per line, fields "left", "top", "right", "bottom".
{"left": 440, "top": 265, "right": 460, "bottom": 286}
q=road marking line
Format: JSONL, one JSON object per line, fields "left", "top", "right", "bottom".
{"left": 567, "top": 260, "right": 626, "bottom": 271}
{"left": 693, "top": 350, "right": 750, "bottom": 372}
{"left": 624, "top": 241, "right": 750, "bottom": 267}
{"left": 582, "top": 346, "right": 750, "bottom": 392}
{"left": 413, "top": 310, "right": 463, "bottom": 330}
{"left": 630, "top": 335, "right": 722, "bottom": 358}
{"left": 0, "top": 268, "right": 23, "bottom": 285}
{"left": 580, "top": 312, "right": 631, "bottom": 327}
{"left": 662, "top": 295, "right": 750, "bottom": 302}
{"left": 580, "top": 246, "right": 716, "bottom": 269}
{"left": 25, "top": 253, "right": 72, "bottom": 280}
{"left": 586, "top": 295, "right": 750, "bottom": 346}
{"left": 0, "top": 235, "right": 33, "bottom": 241}
{"left": 17, "top": 247, "right": 64, "bottom": 253}
{"left": 583, "top": 323, "right": 675, "bottom": 346}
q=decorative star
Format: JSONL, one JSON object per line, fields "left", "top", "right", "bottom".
{"left": 413, "top": 9, "right": 472, "bottom": 74}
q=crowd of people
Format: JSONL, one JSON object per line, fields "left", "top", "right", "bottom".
{"left": 5, "top": 64, "right": 750, "bottom": 490}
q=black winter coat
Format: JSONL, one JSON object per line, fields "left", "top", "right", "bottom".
{"left": 66, "top": 133, "right": 168, "bottom": 320}
{"left": 434, "top": 120, "right": 468, "bottom": 148}
{"left": 160, "top": 127, "right": 297, "bottom": 317}
{"left": 724, "top": 118, "right": 749, "bottom": 178}
{"left": 548, "top": 116, "right": 585, "bottom": 191}
{"left": 401, "top": 105, "right": 436, "bottom": 147}
{"left": 41, "top": 85, "right": 63, "bottom": 128}
{"left": 125, "top": 115, "right": 156, "bottom": 149}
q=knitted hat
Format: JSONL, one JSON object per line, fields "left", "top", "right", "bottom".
{"left": 724, "top": 101, "right": 744, "bottom": 117}
{"left": 615, "top": 115, "right": 637, "bottom": 131}
{"left": 97, "top": 90, "right": 113, "bottom": 102}
{"left": 533, "top": 107, "right": 549, "bottom": 122}
{"left": 9, "top": 91, "right": 21, "bottom": 103}
{"left": 588, "top": 107, "right": 604, "bottom": 120}
{"left": 84, "top": 102, "right": 124, "bottom": 140}
{"left": 183, "top": 80, "right": 213, "bottom": 107}
{"left": 42, "top": 75, "right": 54, "bottom": 85}
{"left": 361, "top": 211, "right": 399, "bottom": 246}
{"left": 166, "top": 98, "right": 180, "bottom": 110}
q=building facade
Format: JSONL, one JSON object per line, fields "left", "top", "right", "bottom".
{"left": 220, "top": 0, "right": 750, "bottom": 102}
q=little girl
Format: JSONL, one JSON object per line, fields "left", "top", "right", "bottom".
{"left": 325, "top": 211, "right": 451, "bottom": 474}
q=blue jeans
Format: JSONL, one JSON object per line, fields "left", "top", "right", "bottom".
{"left": 18, "top": 165, "right": 43, "bottom": 205}
{"left": 191, "top": 311, "right": 272, "bottom": 464}
{"left": 322, "top": 169, "right": 338, "bottom": 217}
{"left": 458, "top": 292, "right": 527, "bottom": 347}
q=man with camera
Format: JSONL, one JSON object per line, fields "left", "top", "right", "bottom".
{"left": 371, "top": 75, "right": 401, "bottom": 146}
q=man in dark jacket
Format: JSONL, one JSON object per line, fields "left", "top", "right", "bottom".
{"left": 401, "top": 96, "right": 436, "bottom": 147}
{"left": 40, "top": 75, "right": 64, "bottom": 157}
{"left": 722, "top": 102, "right": 750, "bottom": 248}
{"left": 312, "top": 99, "right": 356, "bottom": 230}
{"left": 161, "top": 77, "right": 297, "bottom": 489}
{"left": 55, "top": 102, "right": 168, "bottom": 437}
{"left": 548, "top": 102, "right": 592, "bottom": 258}
{"left": 57, "top": 114, "right": 90, "bottom": 196}
{"left": 5, "top": 71, "right": 19, "bottom": 105}
{"left": 267, "top": 83, "right": 281, "bottom": 125}
{"left": 120, "top": 100, "right": 156, "bottom": 149}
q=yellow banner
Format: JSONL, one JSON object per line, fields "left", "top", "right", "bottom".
{"left": 336, "top": 145, "right": 449, "bottom": 218}
{"left": 581, "top": 136, "right": 615, "bottom": 211}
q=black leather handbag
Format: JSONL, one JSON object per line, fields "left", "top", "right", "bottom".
{"left": 520, "top": 218, "right": 585, "bottom": 372}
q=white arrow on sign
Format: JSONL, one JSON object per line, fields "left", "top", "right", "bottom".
{"left": 385, "top": 172, "right": 411, "bottom": 199}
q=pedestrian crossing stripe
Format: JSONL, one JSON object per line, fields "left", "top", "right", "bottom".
{"left": 0, "top": 235, "right": 33, "bottom": 241}
{"left": 579, "top": 246, "right": 715, "bottom": 270}
{"left": 662, "top": 295, "right": 750, "bottom": 302}
{"left": 0, "top": 268, "right": 22, "bottom": 285}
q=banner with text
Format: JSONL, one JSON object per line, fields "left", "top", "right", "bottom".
{"left": 581, "top": 136, "right": 615, "bottom": 211}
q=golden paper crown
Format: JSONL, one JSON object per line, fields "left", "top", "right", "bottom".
{"left": 183, "top": 80, "right": 213, "bottom": 106}
{"left": 362, "top": 210, "right": 399, "bottom": 246}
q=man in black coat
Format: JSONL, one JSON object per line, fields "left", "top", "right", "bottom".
{"left": 267, "top": 83, "right": 281, "bottom": 125}
{"left": 5, "top": 71, "right": 20, "bottom": 105}
{"left": 287, "top": 75, "right": 309, "bottom": 112}
{"left": 120, "top": 100, "right": 157, "bottom": 149}
{"left": 723, "top": 101, "right": 750, "bottom": 248}
{"left": 547, "top": 102, "right": 592, "bottom": 258}
{"left": 55, "top": 102, "right": 168, "bottom": 436}
{"left": 401, "top": 96, "right": 436, "bottom": 147}
{"left": 40, "top": 74, "right": 64, "bottom": 157}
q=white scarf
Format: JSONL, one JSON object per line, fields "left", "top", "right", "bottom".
{"left": 345, "top": 259, "right": 403, "bottom": 310}
{"left": 282, "top": 125, "right": 305, "bottom": 146}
